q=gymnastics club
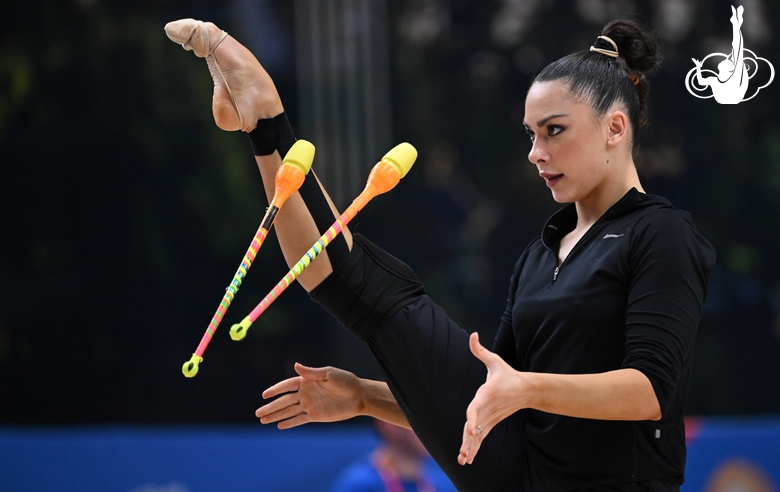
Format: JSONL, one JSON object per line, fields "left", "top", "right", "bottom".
{"left": 182, "top": 140, "right": 316, "bottom": 378}
{"left": 229, "top": 142, "right": 417, "bottom": 341}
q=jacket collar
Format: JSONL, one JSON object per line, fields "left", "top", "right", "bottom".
{"left": 541, "top": 188, "right": 672, "bottom": 250}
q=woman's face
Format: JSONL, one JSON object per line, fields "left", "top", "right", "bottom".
{"left": 524, "top": 80, "right": 615, "bottom": 204}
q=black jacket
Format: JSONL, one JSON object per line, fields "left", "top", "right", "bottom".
{"left": 493, "top": 189, "right": 716, "bottom": 488}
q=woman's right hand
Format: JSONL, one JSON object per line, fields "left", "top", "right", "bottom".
{"left": 256, "top": 363, "right": 365, "bottom": 429}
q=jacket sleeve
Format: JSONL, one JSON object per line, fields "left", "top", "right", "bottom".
{"left": 492, "top": 243, "right": 534, "bottom": 371}
{"left": 621, "top": 210, "right": 715, "bottom": 418}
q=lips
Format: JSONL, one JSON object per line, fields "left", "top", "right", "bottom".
{"left": 540, "top": 171, "right": 563, "bottom": 188}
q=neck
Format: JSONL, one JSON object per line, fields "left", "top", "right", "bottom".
{"left": 575, "top": 157, "right": 643, "bottom": 229}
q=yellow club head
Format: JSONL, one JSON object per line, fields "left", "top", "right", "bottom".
{"left": 182, "top": 354, "right": 203, "bottom": 378}
{"left": 381, "top": 143, "right": 417, "bottom": 178}
{"left": 282, "top": 140, "right": 315, "bottom": 175}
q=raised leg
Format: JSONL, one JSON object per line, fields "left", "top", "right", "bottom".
{"left": 164, "top": 18, "right": 351, "bottom": 290}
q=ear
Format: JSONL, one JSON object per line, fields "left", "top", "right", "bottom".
{"left": 605, "top": 110, "right": 629, "bottom": 147}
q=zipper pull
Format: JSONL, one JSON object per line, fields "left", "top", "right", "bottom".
{"left": 553, "top": 266, "right": 559, "bottom": 283}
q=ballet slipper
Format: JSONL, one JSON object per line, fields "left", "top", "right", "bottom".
{"left": 164, "top": 19, "right": 284, "bottom": 132}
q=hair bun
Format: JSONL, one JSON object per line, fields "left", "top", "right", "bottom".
{"left": 602, "top": 20, "right": 661, "bottom": 73}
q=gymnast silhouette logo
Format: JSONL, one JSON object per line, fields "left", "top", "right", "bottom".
{"left": 685, "top": 5, "right": 774, "bottom": 104}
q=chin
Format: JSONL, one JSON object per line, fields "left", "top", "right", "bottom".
{"left": 550, "top": 189, "right": 575, "bottom": 204}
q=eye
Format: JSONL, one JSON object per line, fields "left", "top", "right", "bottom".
{"left": 547, "top": 124, "right": 563, "bottom": 136}
{"left": 524, "top": 128, "right": 535, "bottom": 142}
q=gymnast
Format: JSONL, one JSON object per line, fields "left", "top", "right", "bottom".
{"left": 166, "top": 16, "right": 715, "bottom": 491}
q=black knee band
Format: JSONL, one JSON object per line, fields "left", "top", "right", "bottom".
{"left": 248, "top": 112, "right": 349, "bottom": 263}
{"left": 310, "top": 234, "right": 425, "bottom": 340}
{"left": 247, "top": 112, "right": 297, "bottom": 157}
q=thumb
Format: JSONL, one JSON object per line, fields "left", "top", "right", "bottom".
{"left": 469, "top": 332, "right": 497, "bottom": 367}
{"left": 293, "top": 362, "right": 329, "bottom": 381}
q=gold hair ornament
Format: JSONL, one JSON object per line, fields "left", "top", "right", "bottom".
{"left": 589, "top": 35, "right": 619, "bottom": 58}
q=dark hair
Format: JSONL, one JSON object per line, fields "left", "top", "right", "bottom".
{"left": 533, "top": 20, "right": 661, "bottom": 139}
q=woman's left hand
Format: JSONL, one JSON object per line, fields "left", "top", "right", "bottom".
{"left": 458, "top": 332, "right": 530, "bottom": 465}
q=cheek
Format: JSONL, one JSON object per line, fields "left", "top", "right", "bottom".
{"left": 576, "top": 157, "right": 608, "bottom": 185}
{"left": 560, "top": 144, "right": 609, "bottom": 190}
{"left": 557, "top": 138, "right": 594, "bottom": 174}
{"left": 569, "top": 133, "right": 605, "bottom": 167}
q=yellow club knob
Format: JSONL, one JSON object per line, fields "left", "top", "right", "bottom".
{"left": 182, "top": 354, "right": 203, "bottom": 378}
{"left": 230, "top": 316, "right": 253, "bottom": 341}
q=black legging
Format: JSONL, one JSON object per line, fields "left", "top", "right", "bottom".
{"left": 310, "top": 234, "right": 524, "bottom": 491}
{"left": 262, "top": 117, "right": 524, "bottom": 488}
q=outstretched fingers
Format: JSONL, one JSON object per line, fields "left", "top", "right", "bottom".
{"left": 293, "top": 362, "right": 331, "bottom": 381}
{"left": 468, "top": 332, "right": 503, "bottom": 372}
{"left": 458, "top": 333, "right": 490, "bottom": 465}
{"left": 257, "top": 380, "right": 317, "bottom": 429}
{"left": 257, "top": 368, "right": 308, "bottom": 427}
{"left": 256, "top": 394, "right": 303, "bottom": 424}
{"left": 459, "top": 331, "right": 527, "bottom": 465}
{"left": 275, "top": 413, "right": 315, "bottom": 430}
{"left": 458, "top": 421, "right": 487, "bottom": 465}
{"left": 261, "top": 363, "right": 329, "bottom": 400}
{"left": 261, "top": 376, "right": 301, "bottom": 400}
{"left": 459, "top": 385, "right": 495, "bottom": 465}
{"left": 258, "top": 363, "right": 365, "bottom": 430}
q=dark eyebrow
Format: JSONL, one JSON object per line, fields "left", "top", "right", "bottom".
{"left": 537, "top": 113, "right": 568, "bottom": 127}
{"left": 523, "top": 113, "right": 569, "bottom": 130}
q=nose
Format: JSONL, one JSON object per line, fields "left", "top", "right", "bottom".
{"left": 528, "top": 139, "right": 548, "bottom": 165}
